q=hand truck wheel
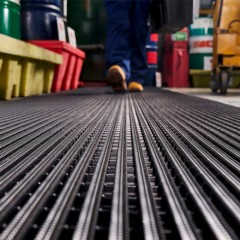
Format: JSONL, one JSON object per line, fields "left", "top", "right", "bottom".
{"left": 220, "top": 70, "right": 230, "bottom": 95}
{"left": 210, "top": 73, "right": 219, "bottom": 93}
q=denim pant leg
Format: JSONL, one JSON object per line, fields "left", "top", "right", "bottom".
{"left": 105, "top": 0, "right": 132, "bottom": 81}
{"left": 129, "top": 0, "right": 150, "bottom": 84}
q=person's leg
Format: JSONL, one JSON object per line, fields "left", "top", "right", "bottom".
{"left": 129, "top": 0, "right": 150, "bottom": 85}
{"left": 105, "top": 0, "right": 131, "bottom": 81}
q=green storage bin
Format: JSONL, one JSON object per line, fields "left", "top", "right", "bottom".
{"left": 0, "top": 0, "right": 20, "bottom": 39}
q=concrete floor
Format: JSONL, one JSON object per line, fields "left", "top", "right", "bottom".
{"left": 166, "top": 88, "right": 240, "bottom": 108}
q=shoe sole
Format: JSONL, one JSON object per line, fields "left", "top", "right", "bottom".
{"left": 106, "top": 69, "right": 127, "bottom": 92}
{"left": 128, "top": 82, "right": 143, "bottom": 92}
{"left": 129, "top": 88, "right": 143, "bottom": 92}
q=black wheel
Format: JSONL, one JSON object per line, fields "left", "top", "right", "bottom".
{"left": 210, "top": 73, "right": 219, "bottom": 93}
{"left": 210, "top": 80, "right": 219, "bottom": 92}
{"left": 212, "top": 88, "right": 218, "bottom": 93}
{"left": 220, "top": 71, "right": 229, "bottom": 95}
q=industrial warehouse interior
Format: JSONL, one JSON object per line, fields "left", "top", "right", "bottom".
{"left": 0, "top": 0, "right": 240, "bottom": 240}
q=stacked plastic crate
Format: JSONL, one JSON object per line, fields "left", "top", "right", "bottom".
{"left": 29, "top": 41, "right": 85, "bottom": 91}
{"left": 0, "top": 34, "right": 62, "bottom": 100}
{"left": 0, "top": 0, "right": 85, "bottom": 100}
{"left": 21, "top": 0, "right": 85, "bottom": 92}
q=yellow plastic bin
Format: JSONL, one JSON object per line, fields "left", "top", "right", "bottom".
{"left": 190, "top": 70, "right": 211, "bottom": 88}
{"left": 190, "top": 69, "right": 240, "bottom": 88}
{"left": 0, "top": 34, "right": 62, "bottom": 100}
{"left": 231, "top": 71, "right": 240, "bottom": 88}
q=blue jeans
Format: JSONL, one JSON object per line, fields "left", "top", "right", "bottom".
{"left": 105, "top": 0, "right": 150, "bottom": 84}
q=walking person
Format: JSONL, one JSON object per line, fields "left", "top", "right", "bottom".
{"left": 105, "top": 0, "right": 150, "bottom": 92}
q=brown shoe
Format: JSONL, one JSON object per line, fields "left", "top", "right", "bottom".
{"left": 106, "top": 65, "right": 127, "bottom": 92}
{"left": 128, "top": 82, "right": 144, "bottom": 92}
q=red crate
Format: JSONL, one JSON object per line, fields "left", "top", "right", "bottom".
{"left": 29, "top": 41, "right": 85, "bottom": 92}
{"left": 71, "top": 56, "right": 84, "bottom": 89}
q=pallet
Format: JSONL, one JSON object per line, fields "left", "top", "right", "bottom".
{"left": 0, "top": 34, "right": 62, "bottom": 100}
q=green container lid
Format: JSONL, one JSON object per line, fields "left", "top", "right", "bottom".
{"left": 0, "top": 0, "right": 21, "bottom": 39}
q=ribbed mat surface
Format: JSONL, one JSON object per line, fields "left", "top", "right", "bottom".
{"left": 1, "top": 88, "right": 240, "bottom": 240}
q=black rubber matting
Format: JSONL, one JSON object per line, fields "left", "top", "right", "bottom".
{"left": 1, "top": 88, "right": 240, "bottom": 240}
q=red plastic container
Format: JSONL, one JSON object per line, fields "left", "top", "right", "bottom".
{"left": 29, "top": 40, "right": 85, "bottom": 92}
{"left": 162, "top": 35, "right": 189, "bottom": 88}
